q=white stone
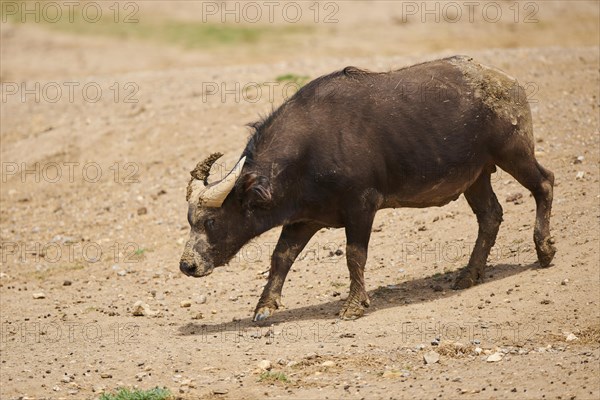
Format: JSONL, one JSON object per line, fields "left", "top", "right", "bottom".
{"left": 486, "top": 352, "right": 504, "bottom": 362}
{"left": 423, "top": 351, "right": 440, "bottom": 364}
{"left": 257, "top": 359, "right": 272, "bottom": 371}
{"left": 565, "top": 333, "right": 578, "bottom": 342}
{"left": 132, "top": 301, "right": 158, "bottom": 316}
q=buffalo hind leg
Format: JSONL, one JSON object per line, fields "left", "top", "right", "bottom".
{"left": 498, "top": 159, "right": 556, "bottom": 267}
{"left": 253, "top": 222, "right": 321, "bottom": 322}
{"left": 454, "top": 172, "right": 503, "bottom": 290}
{"left": 339, "top": 213, "right": 375, "bottom": 320}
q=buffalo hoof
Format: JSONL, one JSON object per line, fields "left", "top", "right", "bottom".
{"left": 536, "top": 237, "right": 556, "bottom": 268}
{"left": 452, "top": 268, "right": 483, "bottom": 290}
{"left": 253, "top": 307, "right": 273, "bottom": 322}
{"left": 339, "top": 297, "right": 370, "bottom": 320}
{"left": 253, "top": 299, "right": 284, "bottom": 322}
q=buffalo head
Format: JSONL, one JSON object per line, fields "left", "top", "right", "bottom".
{"left": 179, "top": 153, "right": 272, "bottom": 277}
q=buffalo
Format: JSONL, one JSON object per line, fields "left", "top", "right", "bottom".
{"left": 180, "top": 56, "right": 556, "bottom": 321}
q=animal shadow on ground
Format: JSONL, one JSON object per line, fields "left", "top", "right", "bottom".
{"left": 178, "top": 262, "right": 540, "bottom": 336}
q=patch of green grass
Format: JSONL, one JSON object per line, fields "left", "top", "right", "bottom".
{"left": 258, "top": 371, "right": 289, "bottom": 383}
{"left": 30, "top": 264, "right": 84, "bottom": 280}
{"left": 159, "top": 21, "right": 280, "bottom": 48}
{"left": 275, "top": 73, "right": 311, "bottom": 87}
{"left": 2, "top": 7, "right": 312, "bottom": 48}
{"left": 134, "top": 248, "right": 147, "bottom": 256}
{"left": 99, "top": 387, "right": 171, "bottom": 400}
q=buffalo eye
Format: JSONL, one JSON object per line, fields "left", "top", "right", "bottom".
{"left": 204, "top": 218, "right": 215, "bottom": 230}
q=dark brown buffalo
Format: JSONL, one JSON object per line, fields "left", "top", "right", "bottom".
{"left": 180, "top": 56, "right": 556, "bottom": 321}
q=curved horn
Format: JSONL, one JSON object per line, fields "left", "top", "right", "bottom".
{"left": 191, "top": 152, "right": 223, "bottom": 185}
{"left": 186, "top": 153, "right": 223, "bottom": 202}
{"left": 196, "top": 156, "right": 246, "bottom": 207}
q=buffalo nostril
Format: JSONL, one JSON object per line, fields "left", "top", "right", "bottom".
{"left": 180, "top": 262, "right": 194, "bottom": 276}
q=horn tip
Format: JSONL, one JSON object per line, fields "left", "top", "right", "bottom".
{"left": 190, "top": 152, "right": 224, "bottom": 183}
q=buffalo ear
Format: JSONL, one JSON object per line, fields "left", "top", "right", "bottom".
{"left": 241, "top": 173, "right": 272, "bottom": 209}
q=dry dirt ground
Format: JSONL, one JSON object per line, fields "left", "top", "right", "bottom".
{"left": 1, "top": 1, "right": 599, "bottom": 399}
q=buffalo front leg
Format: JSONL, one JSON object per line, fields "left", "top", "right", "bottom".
{"left": 339, "top": 213, "right": 375, "bottom": 320}
{"left": 454, "top": 172, "right": 503, "bottom": 289}
{"left": 253, "top": 222, "right": 320, "bottom": 322}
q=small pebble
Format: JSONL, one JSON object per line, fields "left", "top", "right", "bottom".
{"left": 32, "top": 292, "right": 46, "bottom": 299}
{"left": 486, "top": 352, "right": 504, "bottom": 362}
{"left": 257, "top": 359, "right": 272, "bottom": 371}
{"left": 565, "top": 333, "right": 578, "bottom": 342}
{"left": 423, "top": 351, "right": 440, "bottom": 364}
{"left": 506, "top": 192, "right": 524, "bottom": 204}
{"left": 192, "top": 312, "right": 204, "bottom": 320}
{"left": 132, "top": 301, "right": 158, "bottom": 316}
{"left": 92, "top": 385, "right": 106, "bottom": 393}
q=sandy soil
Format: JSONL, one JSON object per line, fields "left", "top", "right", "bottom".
{"left": 1, "top": 1, "right": 599, "bottom": 399}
